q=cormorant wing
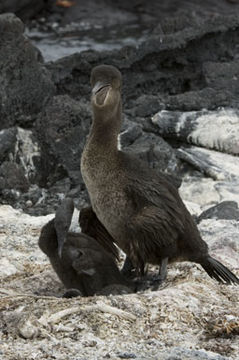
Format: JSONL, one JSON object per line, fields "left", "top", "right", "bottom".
{"left": 124, "top": 183, "right": 185, "bottom": 269}
{"left": 79, "top": 206, "right": 119, "bottom": 260}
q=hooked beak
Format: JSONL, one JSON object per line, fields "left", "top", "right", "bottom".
{"left": 92, "top": 81, "right": 110, "bottom": 95}
{"left": 57, "top": 234, "right": 66, "bottom": 258}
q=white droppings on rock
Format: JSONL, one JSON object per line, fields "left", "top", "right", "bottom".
{"left": 178, "top": 146, "right": 239, "bottom": 181}
{"left": 183, "top": 200, "right": 202, "bottom": 216}
{"left": 188, "top": 109, "right": 239, "bottom": 154}
{"left": 152, "top": 108, "right": 239, "bottom": 155}
{"left": 180, "top": 175, "right": 239, "bottom": 208}
{"left": 179, "top": 176, "right": 221, "bottom": 207}
{"left": 14, "top": 127, "right": 41, "bottom": 181}
{"left": 176, "top": 111, "right": 192, "bottom": 134}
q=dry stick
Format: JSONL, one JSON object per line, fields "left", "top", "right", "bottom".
{"left": 0, "top": 289, "right": 136, "bottom": 322}
{"left": 39, "top": 301, "right": 136, "bottom": 325}
{"left": 90, "top": 301, "right": 136, "bottom": 321}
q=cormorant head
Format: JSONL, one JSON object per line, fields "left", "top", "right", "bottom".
{"left": 90, "top": 64, "right": 122, "bottom": 112}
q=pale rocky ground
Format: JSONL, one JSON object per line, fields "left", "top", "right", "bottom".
{"left": 0, "top": 182, "right": 239, "bottom": 360}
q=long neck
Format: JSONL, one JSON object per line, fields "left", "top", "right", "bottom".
{"left": 88, "top": 101, "right": 122, "bottom": 152}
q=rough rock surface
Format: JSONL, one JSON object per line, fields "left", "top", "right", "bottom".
{"left": 0, "top": 13, "right": 55, "bottom": 130}
{"left": 123, "top": 132, "right": 180, "bottom": 174}
{"left": 46, "top": 13, "right": 239, "bottom": 114}
{"left": 0, "top": 1, "right": 45, "bottom": 20}
{"left": 177, "top": 146, "right": 239, "bottom": 181}
{"left": 1, "top": 9, "right": 239, "bottom": 215}
{"left": 0, "top": 128, "right": 17, "bottom": 162}
{"left": 0, "top": 127, "right": 40, "bottom": 181}
{"left": 0, "top": 161, "right": 29, "bottom": 192}
{"left": 0, "top": 205, "right": 238, "bottom": 360}
{"left": 197, "top": 201, "right": 239, "bottom": 223}
{"left": 152, "top": 109, "right": 239, "bottom": 155}
{"left": 35, "top": 95, "right": 91, "bottom": 187}
{"left": 179, "top": 175, "right": 239, "bottom": 209}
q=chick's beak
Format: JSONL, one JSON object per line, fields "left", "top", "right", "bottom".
{"left": 57, "top": 234, "right": 66, "bottom": 258}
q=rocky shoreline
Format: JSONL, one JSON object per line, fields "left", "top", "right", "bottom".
{"left": 1, "top": 8, "right": 239, "bottom": 215}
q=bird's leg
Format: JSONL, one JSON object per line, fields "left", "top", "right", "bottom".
{"left": 158, "top": 257, "right": 168, "bottom": 281}
{"left": 121, "top": 256, "right": 134, "bottom": 277}
{"left": 54, "top": 198, "right": 74, "bottom": 258}
{"left": 151, "top": 257, "right": 168, "bottom": 289}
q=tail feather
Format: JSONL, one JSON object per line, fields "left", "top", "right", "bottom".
{"left": 200, "top": 256, "right": 239, "bottom": 285}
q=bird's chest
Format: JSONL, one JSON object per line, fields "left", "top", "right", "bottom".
{"left": 89, "top": 179, "right": 128, "bottom": 233}
{"left": 85, "top": 176, "right": 127, "bottom": 232}
{"left": 81, "top": 149, "right": 132, "bottom": 244}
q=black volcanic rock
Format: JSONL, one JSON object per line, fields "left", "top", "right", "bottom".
{"left": 0, "top": 128, "right": 17, "bottom": 163}
{"left": 59, "top": 0, "right": 137, "bottom": 27}
{"left": 0, "top": 13, "right": 55, "bottom": 130}
{"left": 124, "top": 132, "right": 181, "bottom": 175}
{"left": 0, "top": 161, "right": 29, "bottom": 193}
{"left": 203, "top": 60, "right": 239, "bottom": 97}
{"left": 119, "top": 118, "right": 143, "bottom": 148}
{"left": 43, "top": 0, "right": 239, "bottom": 31}
{"left": 0, "top": 1, "right": 45, "bottom": 21}
{"left": 1, "top": 6, "right": 239, "bottom": 221}
{"left": 152, "top": 108, "right": 239, "bottom": 155}
{"left": 35, "top": 95, "right": 91, "bottom": 187}
{"left": 197, "top": 201, "right": 239, "bottom": 223}
{"left": 46, "top": 14, "right": 239, "bottom": 114}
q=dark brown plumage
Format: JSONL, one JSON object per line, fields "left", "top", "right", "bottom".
{"left": 38, "top": 198, "right": 134, "bottom": 296}
{"left": 79, "top": 206, "right": 119, "bottom": 261}
{"left": 80, "top": 64, "right": 239, "bottom": 285}
{"left": 79, "top": 206, "right": 141, "bottom": 277}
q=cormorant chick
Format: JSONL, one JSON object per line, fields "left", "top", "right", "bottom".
{"left": 38, "top": 198, "right": 134, "bottom": 296}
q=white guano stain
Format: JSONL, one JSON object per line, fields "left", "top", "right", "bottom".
{"left": 188, "top": 109, "right": 239, "bottom": 154}
{"left": 175, "top": 111, "right": 193, "bottom": 135}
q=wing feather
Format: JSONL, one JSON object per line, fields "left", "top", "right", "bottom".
{"left": 124, "top": 183, "right": 185, "bottom": 268}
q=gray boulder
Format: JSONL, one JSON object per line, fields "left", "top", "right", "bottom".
{"left": 197, "top": 201, "right": 239, "bottom": 223}
{"left": 124, "top": 132, "right": 180, "bottom": 172}
{"left": 0, "top": 13, "right": 55, "bottom": 130}
{"left": 152, "top": 108, "right": 239, "bottom": 155}
{"left": 35, "top": 95, "right": 91, "bottom": 187}
{"left": 0, "top": 161, "right": 29, "bottom": 193}
{"left": 0, "top": 128, "right": 17, "bottom": 163}
{"left": 47, "top": 14, "right": 239, "bottom": 114}
{"left": 0, "top": 1, "right": 45, "bottom": 20}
